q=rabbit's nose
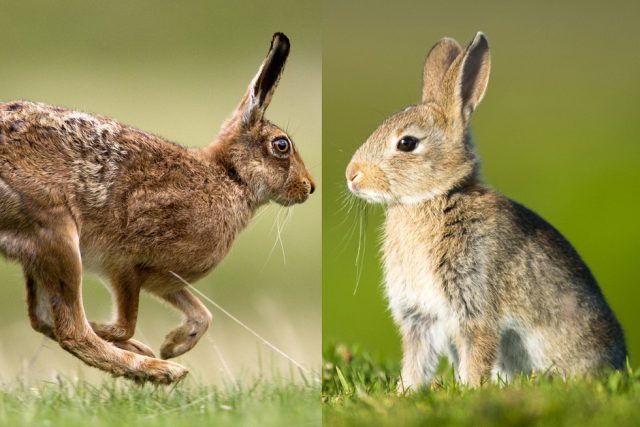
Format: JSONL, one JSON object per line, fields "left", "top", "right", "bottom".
{"left": 309, "top": 181, "right": 316, "bottom": 194}
{"left": 346, "top": 163, "right": 362, "bottom": 183}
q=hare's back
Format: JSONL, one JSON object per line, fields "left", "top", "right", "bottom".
{"left": 0, "top": 100, "right": 183, "bottom": 209}
{"left": 0, "top": 100, "right": 130, "bottom": 161}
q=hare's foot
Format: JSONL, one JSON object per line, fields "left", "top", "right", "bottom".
{"left": 112, "top": 338, "right": 156, "bottom": 358}
{"left": 160, "top": 317, "right": 210, "bottom": 359}
{"left": 129, "top": 358, "right": 189, "bottom": 385}
{"left": 90, "top": 321, "right": 155, "bottom": 357}
{"left": 150, "top": 288, "right": 211, "bottom": 360}
{"left": 90, "top": 321, "right": 133, "bottom": 341}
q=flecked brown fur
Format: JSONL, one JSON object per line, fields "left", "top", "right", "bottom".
{"left": 0, "top": 33, "right": 314, "bottom": 384}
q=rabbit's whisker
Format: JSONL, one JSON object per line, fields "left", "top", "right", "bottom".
{"left": 353, "top": 200, "right": 369, "bottom": 295}
{"left": 335, "top": 190, "right": 361, "bottom": 254}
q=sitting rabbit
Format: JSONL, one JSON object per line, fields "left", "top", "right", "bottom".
{"left": 0, "top": 32, "right": 314, "bottom": 384}
{"left": 346, "top": 32, "right": 625, "bottom": 388}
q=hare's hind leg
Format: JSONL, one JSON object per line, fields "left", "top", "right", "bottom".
{"left": 27, "top": 268, "right": 154, "bottom": 357}
{"left": 90, "top": 270, "right": 155, "bottom": 358}
{"left": 155, "top": 288, "right": 212, "bottom": 360}
{"left": 25, "top": 272, "right": 56, "bottom": 339}
{"left": 30, "top": 214, "right": 187, "bottom": 384}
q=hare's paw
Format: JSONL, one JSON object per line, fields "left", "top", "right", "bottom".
{"left": 160, "top": 319, "right": 208, "bottom": 360}
{"left": 130, "top": 358, "right": 189, "bottom": 385}
{"left": 90, "top": 321, "right": 133, "bottom": 342}
{"left": 112, "top": 338, "right": 156, "bottom": 358}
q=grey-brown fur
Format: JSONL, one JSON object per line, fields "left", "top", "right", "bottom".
{"left": 0, "top": 33, "right": 314, "bottom": 383}
{"left": 346, "top": 32, "right": 625, "bottom": 389}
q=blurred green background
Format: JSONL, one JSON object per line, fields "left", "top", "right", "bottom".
{"left": 323, "top": 0, "right": 640, "bottom": 363}
{"left": 0, "top": 0, "right": 320, "bottom": 384}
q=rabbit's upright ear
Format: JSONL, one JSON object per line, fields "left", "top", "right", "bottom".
{"left": 422, "top": 37, "right": 462, "bottom": 103}
{"left": 445, "top": 32, "right": 491, "bottom": 120}
{"left": 237, "top": 32, "right": 290, "bottom": 126}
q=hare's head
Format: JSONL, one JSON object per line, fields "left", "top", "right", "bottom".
{"left": 216, "top": 33, "right": 315, "bottom": 206}
{"left": 346, "top": 32, "right": 490, "bottom": 204}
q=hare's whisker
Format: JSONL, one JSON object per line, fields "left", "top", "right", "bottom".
{"left": 275, "top": 207, "right": 288, "bottom": 264}
{"left": 169, "top": 271, "right": 311, "bottom": 375}
{"left": 206, "top": 335, "right": 236, "bottom": 383}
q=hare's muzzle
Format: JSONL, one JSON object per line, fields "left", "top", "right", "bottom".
{"left": 306, "top": 174, "right": 316, "bottom": 195}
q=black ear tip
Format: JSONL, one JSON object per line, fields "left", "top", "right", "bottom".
{"left": 272, "top": 32, "right": 291, "bottom": 52}
{"left": 472, "top": 32, "right": 489, "bottom": 48}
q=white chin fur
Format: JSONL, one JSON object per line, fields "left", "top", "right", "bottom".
{"left": 398, "top": 190, "right": 442, "bottom": 205}
{"left": 350, "top": 187, "right": 442, "bottom": 205}
{"left": 349, "top": 187, "right": 392, "bottom": 204}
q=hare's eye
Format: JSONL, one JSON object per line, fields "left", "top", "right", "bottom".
{"left": 271, "top": 137, "right": 291, "bottom": 157}
{"left": 397, "top": 136, "right": 419, "bottom": 152}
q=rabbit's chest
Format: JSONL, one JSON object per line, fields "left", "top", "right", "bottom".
{"left": 383, "top": 224, "right": 457, "bottom": 334}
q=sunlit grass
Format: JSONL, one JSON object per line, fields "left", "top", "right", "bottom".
{"left": 0, "top": 377, "right": 320, "bottom": 427}
{"left": 323, "top": 343, "right": 640, "bottom": 427}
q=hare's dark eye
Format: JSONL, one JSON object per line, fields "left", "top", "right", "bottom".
{"left": 397, "top": 136, "right": 419, "bottom": 152}
{"left": 271, "top": 137, "right": 291, "bottom": 157}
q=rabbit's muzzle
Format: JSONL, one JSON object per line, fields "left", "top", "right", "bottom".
{"left": 346, "top": 161, "right": 390, "bottom": 202}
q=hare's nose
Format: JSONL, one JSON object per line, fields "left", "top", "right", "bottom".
{"left": 303, "top": 174, "right": 316, "bottom": 194}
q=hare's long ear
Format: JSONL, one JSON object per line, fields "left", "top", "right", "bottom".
{"left": 443, "top": 32, "right": 491, "bottom": 120}
{"left": 237, "top": 32, "right": 290, "bottom": 126}
{"left": 422, "top": 37, "right": 462, "bottom": 103}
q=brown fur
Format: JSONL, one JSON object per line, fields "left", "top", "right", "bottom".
{"left": 0, "top": 33, "right": 314, "bottom": 383}
{"left": 347, "top": 33, "right": 625, "bottom": 389}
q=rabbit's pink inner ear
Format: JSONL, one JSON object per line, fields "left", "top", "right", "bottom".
{"left": 456, "top": 33, "right": 491, "bottom": 118}
{"left": 422, "top": 37, "right": 462, "bottom": 103}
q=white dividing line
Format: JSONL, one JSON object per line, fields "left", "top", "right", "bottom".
{"left": 169, "top": 271, "right": 310, "bottom": 375}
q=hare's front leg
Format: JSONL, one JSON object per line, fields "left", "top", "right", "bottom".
{"left": 154, "top": 288, "right": 212, "bottom": 360}
{"left": 89, "top": 271, "right": 155, "bottom": 358}
{"left": 457, "top": 325, "right": 498, "bottom": 387}
{"left": 398, "top": 317, "right": 443, "bottom": 392}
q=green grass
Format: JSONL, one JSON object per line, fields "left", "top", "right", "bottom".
{"left": 323, "top": 343, "right": 640, "bottom": 427}
{"left": 0, "top": 377, "right": 320, "bottom": 427}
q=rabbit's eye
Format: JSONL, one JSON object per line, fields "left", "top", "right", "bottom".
{"left": 397, "top": 136, "right": 419, "bottom": 152}
{"left": 271, "top": 137, "right": 291, "bottom": 157}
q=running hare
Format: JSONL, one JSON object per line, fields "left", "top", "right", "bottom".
{"left": 346, "top": 32, "right": 625, "bottom": 388}
{"left": 0, "top": 33, "right": 314, "bottom": 383}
